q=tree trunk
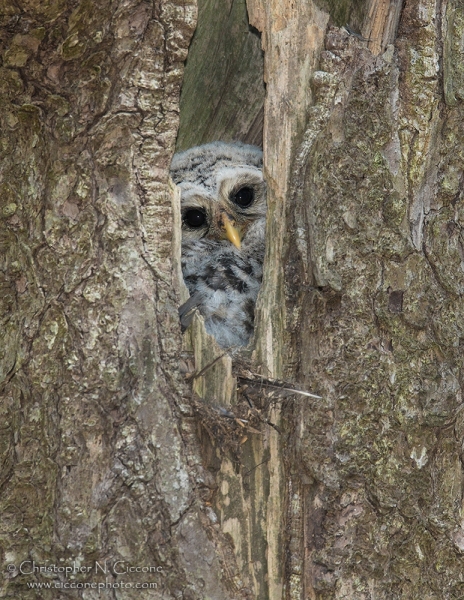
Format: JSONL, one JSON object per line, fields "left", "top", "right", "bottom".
{"left": 1, "top": 0, "right": 464, "bottom": 599}
{"left": 0, "top": 1, "right": 239, "bottom": 598}
{"left": 248, "top": 0, "right": 464, "bottom": 597}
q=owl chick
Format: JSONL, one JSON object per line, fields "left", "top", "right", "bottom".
{"left": 170, "top": 142, "right": 266, "bottom": 348}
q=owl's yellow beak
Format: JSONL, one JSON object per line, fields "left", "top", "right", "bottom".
{"left": 221, "top": 214, "right": 241, "bottom": 249}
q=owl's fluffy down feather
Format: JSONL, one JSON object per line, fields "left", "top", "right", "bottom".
{"left": 170, "top": 142, "right": 266, "bottom": 348}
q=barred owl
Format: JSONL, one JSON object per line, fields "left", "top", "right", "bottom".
{"left": 170, "top": 142, "right": 266, "bottom": 348}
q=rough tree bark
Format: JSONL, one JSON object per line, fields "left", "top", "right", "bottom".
{"left": 0, "top": 1, "right": 240, "bottom": 598}
{"left": 248, "top": 0, "right": 464, "bottom": 598}
{"left": 1, "top": 0, "right": 464, "bottom": 599}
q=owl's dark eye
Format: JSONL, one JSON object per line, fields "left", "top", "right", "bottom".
{"left": 183, "top": 208, "right": 207, "bottom": 228}
{"left": 232, "top": 186, "right": 254, "bottom": 208}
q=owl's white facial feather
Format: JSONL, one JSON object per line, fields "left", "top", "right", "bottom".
{"left": 170, "top": 142, "right": 266, "bottom": 348}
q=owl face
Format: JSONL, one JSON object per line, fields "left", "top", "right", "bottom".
{"left": 171, "top": 142, "right": 266, "bottom": 251}
{"left": 170, "top": 142, "right": 266, "bottom": 348}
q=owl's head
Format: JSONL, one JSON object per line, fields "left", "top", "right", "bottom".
{"left": 170, "top": 142, "right": 266, "bottom": 250}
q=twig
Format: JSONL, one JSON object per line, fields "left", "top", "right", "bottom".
{"left": 186, "top": 353, "right": 228, "bottom": 381}
{"left": 237, "top": 374, "right": 322, "bottom": 400}
{"left": 343, "top": 24, "right": 376, "bottom": 42}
